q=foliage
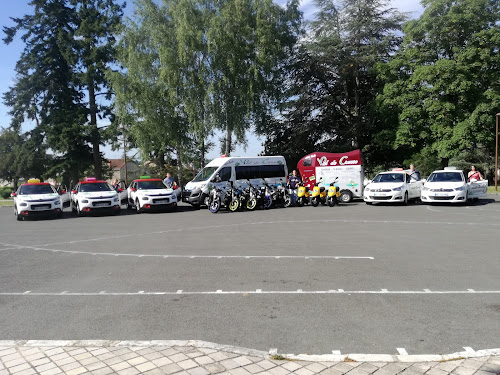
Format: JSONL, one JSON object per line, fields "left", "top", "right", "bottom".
{"left": 0, "top": 187, "right": 15, "bottom": 199}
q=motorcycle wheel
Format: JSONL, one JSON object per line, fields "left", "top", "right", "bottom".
{"left": 229, "top": 199, "right": 239, "bottom": 212}
{"left": 247, "top": 198, "right": 257, "bottom": 210}
{"left": 264, "top": 196, "right": 272, "bottom": 209}
{"left": 312, "top": 198, "right": 319, "bottom": 207}
{"left": 297, "top": 198, "right": 303, "bottom": 207}
{"left": 283, "top": 194, "right": 291, "bottom": 208}
{"left": 328, "top": 198, "right": 336, "bottom": 207}
{"left": 209, "top": 198, "right": 220, "bottom": 213}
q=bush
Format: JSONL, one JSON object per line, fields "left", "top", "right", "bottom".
{"left": 0, "top": 186, "right": 14, "bottom": 199}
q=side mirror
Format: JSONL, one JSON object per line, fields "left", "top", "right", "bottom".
{"left": 118, "top": 188, "right": 124, "bottom": 192}
{"left": 10, "top": 192, "right": 16, "bottom": 197}
{"left": 173, "top": 186, "right": 178, "bottom": 190}
{"left": 60, "top": 190, "right": 66, "bottom": 194}
{"left": 71, "top": 190, "right": 77, "bottom": 194}
{"left": 130, "top": 188, "right": 136, "bottom": 192}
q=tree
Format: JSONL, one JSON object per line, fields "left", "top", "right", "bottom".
{"left": 378, "top": 0, "right": 500, "bottom": 167}
{"left": 72, "top": 0, "right": 125, "bottom": 179}
{"left": 259, "top": 0, "right": 406, "bottom": 166}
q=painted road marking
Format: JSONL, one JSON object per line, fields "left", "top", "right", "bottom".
{"left": 464, "top": 347, "right": 476, "bottom": 355}
{"left": 332, "top": 350, "right": 341, "bottom": 355}
{"left": 397, "top": 348, "right": 408, "bottom": 355}
{"left": 0, "top": 289, "right": 499, "bottom": 296}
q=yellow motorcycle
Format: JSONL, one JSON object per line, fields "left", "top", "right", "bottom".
{"left": 311, "top": 178, "right": 327, "bottom": 207}
{"left": 327, "top": 177, "right": 341, "bottom": 207}
{"left": 296, "top": 179, "right": 311, "bottom": 207}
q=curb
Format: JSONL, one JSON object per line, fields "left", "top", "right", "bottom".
{"left": 0, "top": 340, "right": 498, "bottom": 363}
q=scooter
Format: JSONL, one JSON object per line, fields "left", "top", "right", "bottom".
{"left": 273, "top": 179, "right": 291, "bottom": 208}
{"left": 327, "top": 177, "right": 341, "bottom": 207}
{"left": 296, "top": 179, "right": 310, "bottom": 207}
{"left": 245, "top": 180, "right": 259, "bottom": 210}
{"left": 311, "top": 178, "right": 327, "bottom": 207}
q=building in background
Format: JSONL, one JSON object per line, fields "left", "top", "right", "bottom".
{"left": 108, "top": 159, "right": 140, "bottom": 183}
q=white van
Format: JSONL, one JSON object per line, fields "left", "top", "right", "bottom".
{"left": 183, "top": 156, "right": 288, "bottom": 207}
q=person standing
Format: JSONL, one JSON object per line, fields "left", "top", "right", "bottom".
{"left": 287, "top": 170, "right": 302, "bottom": 205}
{"left": 163, "top": 172, "right": 178, "bottom": 188}
{"left": 468, "top": 165, "right": 483, "bottom": 181}
{"left": 407, "top": 164, "right": 421, "bottom": 181}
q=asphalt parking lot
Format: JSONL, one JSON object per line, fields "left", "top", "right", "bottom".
{"left": 0, "top": 197, "right": 499, "bottom": 356}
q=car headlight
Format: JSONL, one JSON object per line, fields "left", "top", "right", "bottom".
{"left": 392, "top": 186, "right": 403, "bottom": 191}
{"left": 365, "top": 187, "right": 370, "bottom": 192}
{"left": 19, "top": 202, "right": 28, "bottom": 207}
{"left": 53, "top": 199, "right": 61, "bottom": 205}
{"left": 114, "top": 198, "right": 119, "bottom": 202}
{"left": 81, "top": 199, "right": 89, "bottom": 203}
{"left": 142, "top": 197, "right": 149, "bottom": 201}
{"left": 455, "top": 186, "right": 465, "bottom": 191}
{"left": 422, "top": 186, "right": 429, "bottom": 191}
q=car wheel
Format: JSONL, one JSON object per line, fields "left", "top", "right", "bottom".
{"left": 15, "top": 207, "right": 22, "bottom": 221}
{"left": 77, "top": 204, "right": 84, "bottom": 217}
{"left": 340, "top": 190, "right": 353, "bottom": 203}
{"left": 365, "top": 202, "right": 372, "bottom": 205}
{"left": 71, "top": 201, "right": 77, "bottom": 213}
{"left": 403, "top": 192, "right": 408, "bottom": 206}
{"left": 135, "top": 200, "right": 141, "bottom": 214}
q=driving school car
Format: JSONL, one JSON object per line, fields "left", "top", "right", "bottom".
{"left": 11, "top": 179, "right": 66, "bottom": 220}
{"left": 363, "top": 169, "right": 422, "bottom": 205}
{"left": 421, "top": 167, "right": 488, "bottom": 203}
{"left": 127, "top": 176, "right": 177, "bottom": 213}
{"left": 71, "top": 177, "right": 121, "bottom": 216}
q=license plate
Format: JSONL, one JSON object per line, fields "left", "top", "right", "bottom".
{"left": 155, "top": 200, "right": 169, "bottom": 204}
{"left": 435, "top": 193, "right": 448, "bottom": 197}
{"left": 95, "top": 202, "right": 109, "bottom": 207}
{"left": 374, "top": 193, "right": 386, "bottom": 196}
{"left": 33, "top": 206, "right": 49, "bottom": 211}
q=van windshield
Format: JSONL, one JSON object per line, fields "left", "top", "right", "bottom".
{"left": 192, "top": 167, "right": 218, "bottom": 182}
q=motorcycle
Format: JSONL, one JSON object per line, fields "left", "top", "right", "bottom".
{"left": 327, "top": 177, "right": 341, "bottom": 207}
{"left": 245, "top": 180, "right": 259, "bottom": 210}
{"left": 207, "top": 177, "right": 239, "bottom": 213}
{"left": 273, "top": 179, "right": 291, "bottom": 208}
{"left": 260, "top": 179, "right": 274, "bottom": 209}
{"left": 296, "top": 179, "right": 311, "bottom": 207}
{"left": 311, "top": 178, "right": 327, "bottom": 207}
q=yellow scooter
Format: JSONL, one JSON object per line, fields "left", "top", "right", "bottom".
{"left": 296, "top": 179, "right": 310, "bottom": 207}
{"left": 327, "top": 177, "right": 341, "bottom": 207}
{"left": 311, "top": 178, "right": 327, "bottom": 207}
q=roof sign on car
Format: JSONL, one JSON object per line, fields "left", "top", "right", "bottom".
{"left": 140, "top": 176, "right": 151, "bottom": 179}
{"left": 444, "top": 166, "right": 457, "bottom": 170}
{"left": 27, "top": 179, "right": 41, "bottom": 184}
{"left": 84, "top": 177, "right": 97, "bottom": 182}
{"left": 392, "top": 168, "right": 404, "bottom": 171}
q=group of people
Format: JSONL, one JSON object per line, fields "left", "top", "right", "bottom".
{"left": 110, "top": 172, "right": 178, "bottom": 190}
{"left": 406, "top": 164, "right": 484, "bottom": 182}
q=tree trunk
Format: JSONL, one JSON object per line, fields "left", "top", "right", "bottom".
{"left": 88, "top": 78, "right": 101, "bottom": 179}
{"left": 176, "top": 147, "right": 183, "bottom": 189}
{"left": 225, "top": 124, "right": 231, "bottom": 156}
{"left": 200, "top": 138, "right": 205, "bottom": 168}
{"left": 440, "top": 157, "right": 449, "bottom": 169}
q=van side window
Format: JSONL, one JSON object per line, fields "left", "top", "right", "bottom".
{"left": 235, "top": 166, "right": 259, "bottom": 180}
{"left": 303, "top": 157, "right": 311, "bottom": 166}
{"left": 218, "top": 167, "right": 232, "bottom": 181}
{"left": 260, "top": 165, "right": 286, "bottom": 178}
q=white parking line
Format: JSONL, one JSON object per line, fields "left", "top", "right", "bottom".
{"left": 397, "top": 348, "right": 408, "bottom": 355}
{"left": 0, "top": 289, "right": 498, "bottom": 296}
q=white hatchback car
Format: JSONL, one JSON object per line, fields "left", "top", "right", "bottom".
{"left": 71, "top": 178, "right": 122, "bottom": 216}
{"left": 363, "top": 169, "right": 422, "bottom": 205}
{"left": 421, "top": 167, "right": 488, "bottom": 204}
{"left": 127, "top": 177, "right": 177, "bottom": 213}
{"left": 12, "top": 179, "right": 68, "bottom": 220}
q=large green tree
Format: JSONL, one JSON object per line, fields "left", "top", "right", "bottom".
{"left": 378, "top": 0, "right": 500, "bottom": 168}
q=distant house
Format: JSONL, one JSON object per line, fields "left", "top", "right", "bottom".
{"left": 108, "top": 159, "right": 140, "bottom": 183}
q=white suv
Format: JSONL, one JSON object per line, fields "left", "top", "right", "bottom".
{"left": 364, "top": 169, "right": 422, "bottom": 205}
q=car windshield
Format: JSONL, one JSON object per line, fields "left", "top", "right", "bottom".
{"left": 19, "top": 184, "right": 56, "bottom": 195}
{"left": 428, "top": 172, "right": 463, "bottom": 182}
{"left": 137, "top": 180, "right": 166, "bottom": 190}
{"left": 80, "top": 182, "right": 113, "bottom": 192}
{"left": 372, "top": 173, "right": 405, "bottom": 183}
{"left": 192, "top": 166, "right": 218, "bottom": 182}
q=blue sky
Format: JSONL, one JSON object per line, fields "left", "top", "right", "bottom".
{"left": 0, "top": 0, "right": 423, "bottom": 161}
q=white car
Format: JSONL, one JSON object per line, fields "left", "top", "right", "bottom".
{"left": 421, "top": 167, "right": 488, "bottom": 204}
{"left": 12, "top": 179, "right": 68, "bottom": 220}
{"left": 71, "top": 178, "right": 122, "bottom": 216}
{"left": 363, "top": 169, "right": 422, "bottom": 205}
{"left": 127, "top": 177, "right": 177, "bottom": 213}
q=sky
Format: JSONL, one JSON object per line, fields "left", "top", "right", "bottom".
{"left": 0, "top": 0, "right": 424, "bottom": 161}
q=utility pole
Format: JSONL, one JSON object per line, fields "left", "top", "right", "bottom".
{"left": 122, "top": 125, "right": 128, "bottom": 185}
{"left": 496, "top": 113, "right": 499, "bottom": 192}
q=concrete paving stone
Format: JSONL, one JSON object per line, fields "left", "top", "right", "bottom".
{"left": 407, "top": 363, "right": 433, "bottom": 372}
{"left": 96, "top": 352, "right": 116, "bottom": 361}
{"left": 39, "top": 368, "right": 63, "bottom": 375}
{"left": 0, "top": 363, "right": 3, "bottom": 371}
{"left": 43, "top": 348, "right": 65, "bottom": 357}
{"left": 475, "top": 371, "right": 500, "bottom": 375}
{"left": 50, "top": 352, "right": 71, "bottom": 361}
{"left": 79, "top": 356, "right": 101, "bottom": 366}
{"left": 345, "top": 367, "right": 371, "bottom": 375}
{"left": 112, "top": 348, "right": 133, "bottom": 357}
{"left": 380, "top": 363, "right": 411, "bottom": 373}
{"left": 90, "top": 366, "right": 114, "bottom": 375}
{"left": 13, "top": 368, "right": 37, "bottom": 375}
{"left": 221, "top": 359, "right": 242, "bottom": 371}
{"left": 188, "top": 367, "right": 210, "bottom": 375}
{"left": 267, "top": 366, "right": 290, "bottom": 375}
{"left": 0, "top": 347, "right": 18, "bottom": 356}
{"left": 161, "top": 363, "right": 184, "bottom": 374}
{"left": 179, "top": 359, "right": 202, "bottom": 370}
{"left": 488, "top": 359, "right": 500, "bottom": 366}
{"left": 451, "top": 366, "right": 476, "bottom": 375}
{"left": 65, "top": 348, "right": 88, "bottom": 356}
{"left": 35, "top": 362, "right": 58, "bottom": 373}
{"left": 66, "top": 366, "right": 88, "bottom": 375}
{"left": 110, "top": 361, "right": 132, "bottom": 372}
{"left": 462, "top": 360, "right": 485, "bottom": 370}
{"left": 257, "top": 360, "right": 279, "bottom": 371}
{"left": 5, "top": 357, "right": 27, "bottom": 368}
{"left": 171, "top": 353, "right": 191, "bottom": 363}
{"left": 333, "top": 363, "right": 359, "bottom": 373}
{"left": 161, "top": 349, "right": 181, "bottom": 357}
{"left": 153, "top": 357, "right": 175, "bottom": 367}
{"left": 61, "top": 361, "right": 83, "bottom": 372}
{"left": 54, "top": 356, "right": 77, "bottom": 366}
{"left": 319, "top": 367, "right": 344, "bottom": 375}
{"left": 0, "top": 370, "right": 8, "bottom": 375}
{"left": 89, "top": 348, "right": 109, "bottom": 356}
{"left": 186, "top": 351, "right": 205, "bottom": 359}
{"left": 319, "top": 362, "right": 337, "bottom": 368}
{"left": 74, "top": 352, "right": 93, "bottom": 361}
{"left": 209, "top": 353, "right": 231, "bottom": 362}
{"left": 368, "top": 363, "right": 389, "bottom": 369}
{"left": 233, "top": 356, "right": 254, "bottom": 367}
{"left": 103, "top": 355, "right": 125, "bottom": 366}
{"left": 195, "top": 356, "right": 215, "bottom": 366}
{"left": 224, "top": 353, "right": 241, "bottom": 360}
{"left": 144, "top": 369, "right": 169, "bottom": 375}
{"left": 399, "top": 367, "right": 427, "bottom": 375}
{"left": 120, "top": 352, "right": 141, "bottom": 361}
{"left": 281, "top": 362, "right": 303, "bottom": 372}
{"left": 305, "top": 363, "right": 328, "bottom": 373}
{"left": 243, "top": 364, "right": 265, "bottom": 374}
{"left": 293, "top": 368, "right": 315, "bottom": 375}
{"left": 199, "top": 349, "right": 217, "bottom": 355}
{"left": 435, "top": 362, "right": 459, "bottom": 372}
{"left": 228, "top": 368, "right": 252, "bottom": 375}
{"left": 24, "top": 352, "right": 46, "bottom": 361}
{"left": 146, "top": 352, "right": 166, "bottom": 361}
{"left": 117, "top": 368, "right": 140, "bottom": 375}
{"left": 479, "top": 363, "right": 500, "bottom": 373}
{"left": 356, "top": 363, "right": 381, "bottom": 374}
{"left": 127, "top": 356, "right": 149, "bottom": 366}
{"left": 8, "top": 363, "right": 31, "bottom": 374}
{"left": 204, "top": 363, "right": 227, "bottom": 374}
{"left": 137, "top": 348, "right": 156, "bottom": 356}
{"left": 135, "top": 361, "right": 157, "bottom": 373}
{"left": 2, "top": 352, "right": 22, "bottom": 362}
{"left": 370, "top": 369, "right": 397, "bottom": 375}
{"left": 19, "top": 347, "right": 40, "bottom": 356}
{"left": 246, "top": 356, "right": 265, "bottom": 364}
{"left": 84, "top": 361, "right": 107, "bottom": 371}
{"left": 425, "top": 368, "right": 449, "bottom": 375}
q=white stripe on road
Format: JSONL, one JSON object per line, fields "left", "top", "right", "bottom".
{"left": 397, "top": 348, "right": 408, "bottom": 355}
{"left": 0, "top": 289, "right": 499, "bottom": 296}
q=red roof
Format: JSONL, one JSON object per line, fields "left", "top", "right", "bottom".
{"left": 133, "top": 179, "right": 162, "bottom": 182}
{"left": 80, "top": 180, "right": 107, "bottom": 184}
{"left": 108, "top": 159, "right": 126, "bottom": 170}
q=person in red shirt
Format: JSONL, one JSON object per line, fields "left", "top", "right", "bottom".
{"left": 468, "top": 165, "right": 483, "bottom": 181}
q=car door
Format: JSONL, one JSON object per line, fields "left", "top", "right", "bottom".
{"left": 118, "top": 181, "right": 128, "bottom": 205}
{"left": 406, "top": 174, "right": 420, "bottom": 198}
{"left": 59, "top": 184, "right": 71, "bottom": 208}
{"left": 215, "top": 167, "right": 232, "bottom": 192}
{"left": 70, "top": 183, "right": 80, "bottom": 206}
{"left": 128, "top": 181, "right": 137, "bottom": 205}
